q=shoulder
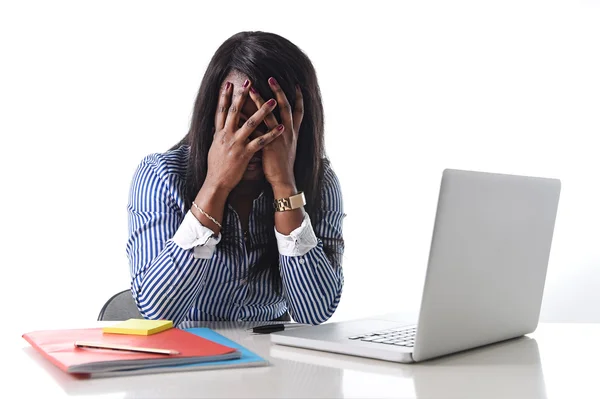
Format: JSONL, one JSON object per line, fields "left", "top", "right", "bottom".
{"left": 129, "top": 145, "right": 189, "bottom": 210}
{"left": 135, "top": 145, "right": 189, "bottom": 181}
{"left": 319, "top": 159, "right": 343, "bottom": 209}
{"left": 322, "top": 159, "right": 342, "bottom": 190}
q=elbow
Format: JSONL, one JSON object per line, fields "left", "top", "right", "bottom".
{"left": 135, "top": 296, "right": 187, "bottom": 326}
{"left": 132, "top": 284, "right": 187, "bottom": 326}
{"left": 290, "top": 289, "right": 343, "bottom": 326}
{"left": 291, "top": 306, "right": 337, "bottom": 326}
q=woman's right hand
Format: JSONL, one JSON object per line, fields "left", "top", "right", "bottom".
{"left": 204, "top": 79, "right": 284, "bottom": 193}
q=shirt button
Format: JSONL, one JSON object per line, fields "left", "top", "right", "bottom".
{"left": 299, "top": 258, "right": 305, "bottom": 265}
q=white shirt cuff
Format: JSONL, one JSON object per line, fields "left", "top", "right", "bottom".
{"left": 172, "top": 210, "right": 221, "bottom": 259}
{"left": 274, "top": 212, "right": 318, "bottom": 257}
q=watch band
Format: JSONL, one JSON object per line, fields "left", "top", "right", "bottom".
{"left": 274, "top": 191, "right": 306, "bottom": 212}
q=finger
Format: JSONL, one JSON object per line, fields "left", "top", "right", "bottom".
{"left": 268, "top": 77, "right": 293, "bottom": 129}
{"left": 225, "top": 79, "right": 251, "bottom": 131}
{"left": 236, "top": 97, "right": 278, "bottom": 141}
{"left": 293, "top": 84, "right": 304, "bottom": 133}
{"left": 215, "top": 82, "right": 232, "bottom": 131}
{"left": 247, "top": 124, "right": 285, "bottom": 154}
{"left": 248, "top": 87, "right": 279, "bottom": 130}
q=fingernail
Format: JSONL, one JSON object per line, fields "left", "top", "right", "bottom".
{"left": 295, "top": 84, "right": 300, "bottom": 90}
{"left": 243, "top": 79, "right": 250, "bottom": 88}
{"left": 267, "top": 99, "right": 276, "bottom": 107}
{"left": 277, "top": 124, "right": 284, "bottom": 131}
{"left": 225, "top": 82, "right": 231, "bottom": 89}
{"left": 268, "top": 77, "right": 278, "bottom": 86}
{"left": 250, "top": 86, "right": 257, "bottom": 94}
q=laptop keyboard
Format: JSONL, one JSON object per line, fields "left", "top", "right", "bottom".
{"left": 349, "top": 326, "right": 417, "bottom": 347}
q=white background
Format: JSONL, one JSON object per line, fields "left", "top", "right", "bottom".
{"left": 1, "top": 0, "right": 599, "bottom": 340}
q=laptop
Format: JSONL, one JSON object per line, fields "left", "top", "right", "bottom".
{"left": 271, "top": 169, "right": 561, "bottom": 363}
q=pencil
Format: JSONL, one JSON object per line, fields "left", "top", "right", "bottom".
{"left": 74, "top": 341, "right": 180, "bottom": 355}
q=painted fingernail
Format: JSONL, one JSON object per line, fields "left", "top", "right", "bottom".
{"left": 268, "top": 77, "right": 278, "bottom": 86}
{"left": 225, "top": 82, "right": 231, "bottom": 89}
{"left": 250, "top": 86, "right": 257, "bottom": 94}
{"left": 277, "top": 124, "right": 284, "bottom": 131}
{"left": 243, "top": 79, "right": 250, "bottom": 88}
{"left": 267, "top": 99, "right": 276, "bottom": 106}
{"left": 295, "top": 84, "right": 300, "bottom": 90}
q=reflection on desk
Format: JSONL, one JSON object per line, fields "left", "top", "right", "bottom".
{"left": 271, "top": 336, "right": 545, "bottom": 398}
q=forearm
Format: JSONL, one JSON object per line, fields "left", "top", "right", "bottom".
{"left": 127, "top": 155, "right": 228, "bottom": 325}
{"left": 129, "top": 180, "right": 228, "bottom": 324}
{"left": 131, "top": 241, "right": 211, "bottom": 325}
{"left": 279, "top": 242, "right": 344, "bottom": 325}
{"left": 272, "top": 188, "right": 344, "bottom": 324}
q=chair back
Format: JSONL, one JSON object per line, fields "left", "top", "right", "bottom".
{"left": 98, "top": 289, "right": 142, "bottom": 321}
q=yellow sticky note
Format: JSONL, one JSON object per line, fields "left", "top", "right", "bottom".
{"left": 102, "top": 319, "right": 173, "bottom": 336}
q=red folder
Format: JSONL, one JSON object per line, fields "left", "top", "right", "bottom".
{"left": 23, "top": 327, "right": 240, "bottom": 374}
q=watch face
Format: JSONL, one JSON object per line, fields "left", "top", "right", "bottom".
{"left": 289, "top": 192, "right": 305, "bottom": 209}
{"left": 274, "top": 192, "right": 305, "bottom": 211}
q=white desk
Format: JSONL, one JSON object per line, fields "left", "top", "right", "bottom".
{"left": 10, "top": 322, "right": 600, "bottom": 398}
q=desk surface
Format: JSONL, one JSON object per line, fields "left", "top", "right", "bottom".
{"left": 11, "top": 322, "right": 600, "bottom": 398}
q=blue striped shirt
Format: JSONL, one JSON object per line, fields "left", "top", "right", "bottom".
{"left": 126, "top": 145, "right": 345, "bottom": 325}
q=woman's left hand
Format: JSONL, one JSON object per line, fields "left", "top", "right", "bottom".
{"left": 248, "top": 77, "right": 303, "bottom": 192}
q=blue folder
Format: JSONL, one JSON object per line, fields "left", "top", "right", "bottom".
{"left": 90, "top": 327, "right": 269, "bottom": 378}
{"left": 180, "top": 327, "right": 268, "bottom": 369}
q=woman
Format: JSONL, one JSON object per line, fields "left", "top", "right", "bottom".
{"left": 126, "top": 31, "right": 344, "bottom": 326}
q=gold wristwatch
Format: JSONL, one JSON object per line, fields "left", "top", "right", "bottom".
{"left": 274, "top": 191, "right": 306, "bottom": 212}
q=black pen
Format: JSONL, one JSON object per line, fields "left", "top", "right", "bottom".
{"left": 251, "top": 323, "right": 307, "bottom": 334}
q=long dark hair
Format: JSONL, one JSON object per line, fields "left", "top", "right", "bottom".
{"left": 171, "top": 31, "right": 329, "bottom": 293}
